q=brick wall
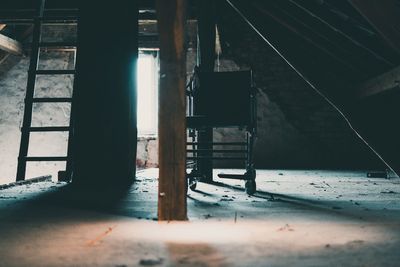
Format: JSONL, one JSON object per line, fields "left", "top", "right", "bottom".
{"left": 215, "top": 6, "right": 383, "bottom": 170}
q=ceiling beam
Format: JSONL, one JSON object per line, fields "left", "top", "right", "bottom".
{"left": 0, "top": 33, "right": 23, "bottom": 55}
{"left": 356, "top": 65, "right": 400, "bottom": 98}
{"left": 287, "top": 0, "right": 396, "bottom": 68}
{"left": 250, "top": 1, "right": 365, "bottom": 80}
{"left": 349, "top": 0, "right": 400, "bottom": 56}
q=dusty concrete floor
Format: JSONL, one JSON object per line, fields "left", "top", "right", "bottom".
{"left": 0, "top": 169, "right": 400, "bottom": 267}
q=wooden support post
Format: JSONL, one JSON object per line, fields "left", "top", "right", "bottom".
{"left": 156, "top": 0, "right": 187, "bottom": 221}
{"left": 196, "top": 0, "right": 216, "bottom": 183}
{"left": 197, "top": 0, "right": 216, "bottom": 71}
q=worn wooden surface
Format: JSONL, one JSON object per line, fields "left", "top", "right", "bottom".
{"left": 0, "top": 33, "right": 23, "bottom": 55}
{"left": 156, "top": 0, "right": 187, "bottom": 221}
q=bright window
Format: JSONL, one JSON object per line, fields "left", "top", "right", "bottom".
{"left": 137, "top": 52, "right": 158, "bottom": 136}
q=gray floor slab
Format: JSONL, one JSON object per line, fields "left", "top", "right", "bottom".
{"left": 0, "top": 169, "right": 399, "bottom": 267}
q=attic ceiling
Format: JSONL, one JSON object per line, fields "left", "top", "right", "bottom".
{"left": 0, "top": 0, "right": 198, "bottom": 21}
{"left": 0, "top": 0, "right": 398, "bottom": 82}
{"left": 0, "top": 0, "right": 200, "bottom": 52}
{"left": 222, "top": 0, "right": 400, "bottom": 94}
{"left": 220, "top": 0, "right": 400, "bottom": 176}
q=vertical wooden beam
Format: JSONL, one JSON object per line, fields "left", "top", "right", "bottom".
{"left": 196, "top": 0, "right": 216, "bottom": 182}
{"left": 197, "top": 0, "right": 216, "bottom": 71}
{"left": 156, "top": 0, "right": 187, "bottom": 221}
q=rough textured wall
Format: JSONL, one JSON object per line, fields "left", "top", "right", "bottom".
{"left": 0, "top": 51, "right": 74, "bottom": 184}
{"left": 0, "top": 50, "right": 159, "bottom": 183}
{"left": 0, "top": 55, "right": 27, "bottom": 183}
{"left": 0, "top": 25, "right": 80, "bottom": 184}
{"left": 216, "top": 6, "right": 384, "bottom": 170}
{"left": 208, "top": 57, "right": 318, "bottom": 169}
{"left": 136, "top": 137, "right": 158, "bottom": 168}
{"left": 186, "top": 49, "right": 324, "bottom": 169}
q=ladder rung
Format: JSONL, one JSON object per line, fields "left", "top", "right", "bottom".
{"left": 42, "top": 22, "right": 78, "bottom": 26}
{"left": 27, "top": 126, "right": 70, "bottom": 132}
{"left": 0, "top": 19, "right": 34, "bottom": 25}
{"left": 43, "top": 8, "right": 79, "bottom": 12}
{"left": 40, "top": 17, "right": 78, "bottom": 22}
{"left": 186, "top": 161, "right": 196, "bottom": 168}
{"left": 39, "top": 42, "right": 77, "bottom": 48}
{"left": 0, "top": 14, "right": 77, "bottom": 25}
{"left": 187, "top": 149, "right": 247, "bottom": 153}
{"left": 32, "top": 97, "right": 72, "bottom": 103}
{"left": 24, "top": 156, "right": 68, "bottom": 162}
{"left": 35, "top": 70, "right": 75, "bottom": 75}
{"left": 187, "top": 142, "right": 248, "bottom": 146}
{"left": 187, "top": 157, "right": 247, "bottom": 160}
{"left": 0, "top": 20, "right": 77, "bottom": 25}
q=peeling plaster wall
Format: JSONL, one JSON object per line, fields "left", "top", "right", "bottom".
{"left": 136, "top": 137, "right": 158, "bottom": 169}
{"left": 0, "top": 52, "right": 156, "bottom": 184}
{"left": 0, "top": 50, "right": 161, "bottom": 184}
{"left": 0, "top": 52, "right": 74, "bottom": 184}
{"left": 0, "top": 25, "right": 81, "bottom": 184}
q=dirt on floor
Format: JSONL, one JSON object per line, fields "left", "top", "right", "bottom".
{"left": 0, "top": 169, "right": 400, "bottom": 266}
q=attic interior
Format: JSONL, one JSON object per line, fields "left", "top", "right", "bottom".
{"left": 1, "top": 0, "right": 400, "bottom": 266}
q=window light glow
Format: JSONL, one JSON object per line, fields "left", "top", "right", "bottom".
{"left": 137, "top": 53, "right": 158, "bottom": 136}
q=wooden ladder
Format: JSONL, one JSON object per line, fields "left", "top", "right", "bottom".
{"left": 16, "top": 0, "right": 78, "bottom": 181}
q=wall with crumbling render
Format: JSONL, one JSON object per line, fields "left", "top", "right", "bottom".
{"left": 0, "top": 20, "right": 386, "bottom": 184}
{"left": 0, "top": 52, "right": 73, "bottom": 184}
